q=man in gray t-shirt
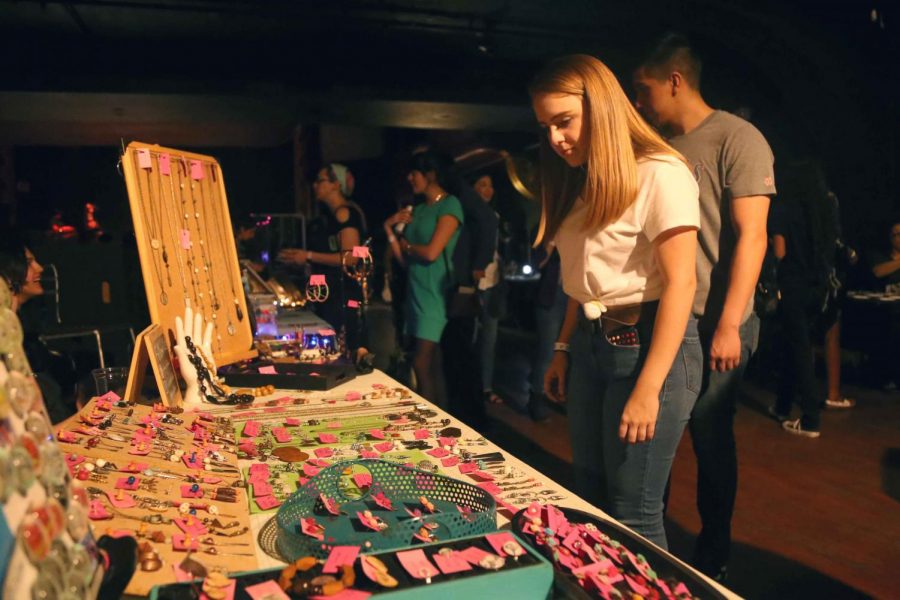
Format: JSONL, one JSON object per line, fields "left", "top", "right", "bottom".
{"left": 635, "top": 34, "right": 774, "bottom": 581}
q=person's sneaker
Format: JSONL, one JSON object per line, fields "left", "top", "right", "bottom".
{"left": 528, "top": 393, "right": 552, "bottom": 423}
{"left": 782, "top": 418, "right": 820, "bottom": 438}
{"left": 767, "top": 405, "right": 789, "bottom": 422}
{"left": 825, "top": 397, "right": 856, "bottom": 409}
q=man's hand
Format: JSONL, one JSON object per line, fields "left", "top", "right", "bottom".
{"left": 709, "top": 323, "right": 741, "bottom": 372}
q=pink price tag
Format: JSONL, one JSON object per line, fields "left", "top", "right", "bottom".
{"left": 252, "top": 482, "right": 274, "bottom": 497}
{"left": 353, "top": 473, "right": 373, "bottom": 488}
{"left": 303, "top": 463, "right": 321, "bottom": 477}
{"left": 322, "top": 546, "right": 360, "bottom": 574}
{"left": 368, "top": 429, "right": 386, "bottom": 440}
{"left": 243, "top": 421, "right": 261, "bottom": 437}
{"left": 245, "top": 580, "right": 290, "bottom": 600}
{"left": 190, "top": 159, "right": 204, "bottom": 180}
{"left": 115, "top": 477, "right": 141, "bottom": 491}
{"left": 432, "top": 551, "right": 472, "bottom": 575}
{"left": 455, "top": 546, "right": 497, "bottom": 566}
{"left": 258, "top": 365, "right": 277, "bottom": 375}
{"left": 374, "top": 442, "right": 394, "bottom": 454}
{"left": 173, "top": 517, "right": 208, "bottom": 536}
{"left": 318, "top": 433, "right": 338, "bottom": 444}
{"left": 441, "top": 456, "right": 460, "bottom": 468}
{"left": 179, "top": 229, "right": 191, "bottom": 250}
{"left": 309, "top": 274, "right": 326, "bottom": 286}
{"left": 106, "top": 490, "right": 136, "bottom": 509}
{"left": 158, "top": 152, "right": 171, "bottom": 175}
{"left": 485, "top": 531, "right": 518, "bottom": 556}
{"left": 457, "top": 462, "right": 478, "bottom": 474}
{"left": 426, "top": 448, "right": 450, "bottom": 458}
{"left": 180, "top": 484, "right": 205, "bottom": 499}
{"left": 346, "top": 299, "right": 360, "bottom": 308}
{"left": 351, "top": 245, "right": 370, "bottom": 258}
{"left": 395, "top": 549, "right": 439, "bottom": 580}
{"left": 413, "top": 429, "right": 431, "bottom": 440}
{"left": 256, "top": 495, "right": 282, "bottom": 511}
{"left": 172, "top": 533, "right": 200, "bottom": 551}
{"left": 137, "top": 149, "right": 152, "bottom": 169}
{"left": 314, "top": 447, "right": 334, "bottom": 459}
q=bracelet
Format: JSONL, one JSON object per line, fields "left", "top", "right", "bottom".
{"left": 553, "top": 342, "right": 570, "bottom": 353}
{"left": 307, "top": 250, "right": 313, "bottom": 263}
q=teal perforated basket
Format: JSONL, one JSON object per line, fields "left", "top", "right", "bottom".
{"left": 275, "top": 459, "right": 497, "bottom": 560}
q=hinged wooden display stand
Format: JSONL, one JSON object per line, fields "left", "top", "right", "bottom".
{"left": 121, "top": 142, "right": 256, "bottom": 405}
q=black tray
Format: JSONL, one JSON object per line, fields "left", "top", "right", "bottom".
{"left": 511, "top": 506, "right": 727, "bottom": 600}
{"left": 221, "top": 360, "right": 356, "bottom": 391}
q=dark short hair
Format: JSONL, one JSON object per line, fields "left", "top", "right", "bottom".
{"left": 0, "top": 230, "right": 28, "bottom": 294}
{"left": 639, "top": 32, "right": 702, "bottom": 89}
{"left": 409, "top": 150, "right": 456, "bottom": 193}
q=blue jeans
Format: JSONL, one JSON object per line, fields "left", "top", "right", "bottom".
{"left": 689, "top": 313, "right": 759, "bottom": 572}
{"left": 568, "top": 314, "right": 701, "bottom": 549}
{"left": 530, "top": 283, "right": 569, "bottom": 395}
{"left": 478, "top": 286, "right": 500, "bottom": 392}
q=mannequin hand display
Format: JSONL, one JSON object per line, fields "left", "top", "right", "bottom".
{"left": 543, "top": 352, "right": 568, "bottom": 403}
{"left": 619, "top": 384, "right": 660, "bottom": 444}
{"left": 173, "top": 306, "right": 216, "bottom": 406}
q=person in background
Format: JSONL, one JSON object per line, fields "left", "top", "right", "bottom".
{"left": 472, "top": 174, "right": 505, "bottom": 407}
{"left": 279, "top": 163, "right": 370, "bottom": 363}
{"left": 383, "top": 151, "right": 463, "bottom": 407}
{"left": 535, "top": 54, "right": 701, "bottom": 549}
{"left": 0, "top": 233, "right": 75, "bottom": 423}
{"left": 524, "top": 240, "right": 561, "bottom": 423}
{"left": 634, "top": 33, "right": 774, "bottom": 579}
{"left": 234, "top": 213, "right": 266, "bottom": 275}
{"left": 871, "top": 219, "right": 900, "bottom": 288}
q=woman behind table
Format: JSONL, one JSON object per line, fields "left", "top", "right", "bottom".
{"left": 532, "top": 55, "right": 701, "bottom": 548}
{"left": 383, "top": 151, "right": 464, "bottom": 407}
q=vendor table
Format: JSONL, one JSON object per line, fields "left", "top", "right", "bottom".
{"left": 62, "top": 369, "right": 737, "bottom": 599}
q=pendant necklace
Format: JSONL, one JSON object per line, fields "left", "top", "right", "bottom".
{"left": 176, "top": 158, "right": 206, "bottom": 314}
{"left": 194, "top": 163, "right": 226, "bottom": 350}
{"left": 134, "top": 155, "right": 169, "bottom": 306}
{"left": 186, "top": 162, "right": 219, "bottom": 322}
{"left": 156, "top": 152, "right": 191, "bottom": 306}
{"left": 207, "top": 163, "right": 242, "bottom": 334}
{"left": 145, "top": 155, "right": 173, "bottom": 290}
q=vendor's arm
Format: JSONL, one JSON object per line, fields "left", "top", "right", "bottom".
{"left": 307, "top": 207, "right": 361, "bottom": 267}
{"left": 872, "top": 255, "right": 900, "bottom": 279}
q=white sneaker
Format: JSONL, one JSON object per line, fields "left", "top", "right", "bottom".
{"left": 782, "top": 419, "right": 820, "bottom": 438}
{"left": 825, "top": 397, "right": 856, "bottom": 409}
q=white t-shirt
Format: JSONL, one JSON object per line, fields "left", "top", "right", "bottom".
{"left": 555, "top": 154, "right": 700, "bottom": 308}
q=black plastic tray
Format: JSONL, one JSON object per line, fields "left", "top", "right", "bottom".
{"left": 221, "top": 360, "right": 356, "bottom": 391}
{"left": 511, "top": 506, "right": 727, "bottom": 599}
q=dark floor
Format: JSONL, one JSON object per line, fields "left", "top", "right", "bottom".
{"left": 482, "top": 329, "right": 900, "bottom": 600}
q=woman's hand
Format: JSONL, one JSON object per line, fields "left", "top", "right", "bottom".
{"left": 543, "top": 352, "right": 569, "bottom": 403}
{"left": 277, "top": 248, "right": 307, "bottom": 265}
{"left": 384, "top": 209, "right": 413, "bottom": 229}
{"left": 619, "top": 385, "right": 660, "bottom": 443}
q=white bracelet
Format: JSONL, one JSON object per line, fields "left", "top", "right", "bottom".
{"left": 553, "top": 342, "right": 570, "bottom": 353}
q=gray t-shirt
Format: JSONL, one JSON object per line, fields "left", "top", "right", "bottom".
{"left": 668, "top": 110, "right": 775, "bottom": 326}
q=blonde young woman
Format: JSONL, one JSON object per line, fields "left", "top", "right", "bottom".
{"left": 531, "top": 55, "right": 701, "bottom": 549}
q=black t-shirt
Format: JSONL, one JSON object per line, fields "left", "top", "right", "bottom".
{"left": 870, "top": 251, "right": 900, "bottom": 286}
{"left": 769, "top": 199, "right": 832, "bottom": 288}
{"left": 305, "top": 204, "right": 367, "bottom": 311}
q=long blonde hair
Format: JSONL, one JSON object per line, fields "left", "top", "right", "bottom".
{"left": 529, "top": 54, "right": 684, "bottom": 245}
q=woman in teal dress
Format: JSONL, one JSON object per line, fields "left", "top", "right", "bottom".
{"left": 383, "top": 151, "right": 464, "bottom": 406}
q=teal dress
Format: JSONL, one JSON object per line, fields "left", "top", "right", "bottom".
{"left": 404, "top": 195, "right": 464, "bottom": 342}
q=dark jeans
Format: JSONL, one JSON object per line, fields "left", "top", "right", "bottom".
{"left": 690, "top": 313, "right": 759, "bottom": 573}
{"left": 530, "top": 283, "right": 568, "bottom": 396}
{"left": 775, "top": 285, "right": 823, "bottom": 429}
{"left": 568, "top": 314, "right": 701, "bottom": 549}
{"left": 441, "top": 314, "right": 486, "bottom": 430}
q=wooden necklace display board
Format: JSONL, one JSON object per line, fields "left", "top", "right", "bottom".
{"left": 121, "top": 142, "right": 256, "bottom": 404}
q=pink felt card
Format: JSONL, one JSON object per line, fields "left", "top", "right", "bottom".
{"left": 88, "top": 499, "right": 111, "bottom": 520}
{"left": 440, "top": 456, "right": 460, "bottom": 467}
{"left": 258, "top": 365, "right": 277, "bottom": 375}
{"left": 106, "top": 490, "right": 136, "bottom": 509}
{"left": 255, "top": 495, "right": 281, "bottom": 511}
{"left": 359, "top": 451, "right": 379, "bottom": 459}
{"left": 190, "top": 159, "right": 204, "bottom": 180}
{"left": 172, "top": 533, "right": 200, "bottom": 551}
{"left": 245, "top": 580, "right": 290, "bottom": 600}
{"left": 242, "top": 421, "right": 261, "bottom": 437}
{"left": 395, "top": 549, "right": 439, "bottom": 579}
{"left": 374, "top": 442, "right": 394, "bottom": 454}
{"left": 303, "top": 463, "right": 321, "bottom": 477}
{"left": 128, "top": 444, "right": 151, "bottom": 456}
{"left": 456, "top": 546, "right": 497, "bottom": 565}
{"left": 432, "top": 551, "right": 472, "bottom": 575}
{"left": 485, "top": 531, "right": 519, "bottom": 556}
{"left": 307, "top": 458, "right": 330, "bottom": 467}
{"left": 322, "top": 545, "right": 360, "bottom": 574}
{"left": 180, "top": 229, "right": 191, "bottom": 250}
{"left": 202, "top": 476, "right": 222, "bottom": 485}
{"left": 309, "top": 274, "right": 326, "bottom": 286}
{"left": 137, "top": 149, "right": 152, "bottom": 169}
{"left": 457, "top": 462, "right": 478, "bottom": 474}
{"left": 248, "top": 462, "right": 270, "bottom": 475}
{"left": 173, "top": 517, "right": 208, "bottom": 536}
{"left": 413, "top": 429, "right": 431, "bottom": 440}
{"left": 345, "top": 391, "right": 362, "bottom": 401}
{"left": 368, "top": 429, "right": 386, "bottom": 439}
{"left": 437, "top": 436, "right": 458, "bottom": 447}
{"left": 470, "top": 470, "right": 495, "bottom": 481}
{"left": 56, "top": 430, "right": 78, "bottom": 443}
{"left": 285, "top": 417, "right": 301, "bottom": 426}
{"left": 251, "top": 482, "right": 273, "bottom": 497}
{"left": 180, "top": 484, "right": 205, "bottom": 499}
{"left": 351, "top": 246, "right": 370, "bottom": 258}
{"left": 426, "top": 447, "right": 450, "bottom": 458}
{"left": 314, "top": 447, "right": 334, "bottom": 459}
{"left": 371, "top": 492, "right": 393, "bottom": 510}
{"left": 115, "top": 477, "right": 141, "bottom": 490}
{"left": 476, "top": 482, "right": 504, "bottom": 496}
{"left": 271, "top": 428, "right": 292, "bottom": 444}
{"left": 182, "top": 454, "right": 204, "bottom": 470}
{"left": 120, "top": 461, "right": 148, "bottom": 473}
{"left": 158, "top": 153, "right": 171, "bottom": 175}
{"left": 353, "top": 473, "right": 373, "bottom": 488}
{"left": 318, "top": 433, "right": 338, "bottom": 444}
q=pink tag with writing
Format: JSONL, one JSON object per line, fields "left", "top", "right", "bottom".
{"left": 432, "top": 551, "right": 473, "bottom": 574}
{"left": 115, "top": 476, "right": 140, "bottom": 490}
{"left": 245, "top": 580, "right": 290, "bottom": 600}
{"left": 258, "top": 365, "right": 277, "bottom": 375}
{"left": 106, "top": 490, "right": 136, "bottom": 509}
{"left": 458, "top": 462, "right": 478, "bottom": 474}
{"left": 286, "top": 417, "right": 301, "bottom": 426}
{"left": 318, "top": 433, "right": 338, "bottom": 444}
{"left": 190, "top": 159, "right": 204, "bottom": 180}
{"left": 314, "top": 447, "right": 334, "bottom": 459}
{"left": 243, "top": 421, "right": 261, "bottom": 437}
{"left": 427, "top": 447, "right": 450, "bottom": 458}
{"left": 247, "top": 472, "right": 269, "bottom": 485}
{"left": 173, "top": 517, "right": 208, "bottom": 536}
{"left": 485, "top": 531, "right": 518, "bottom": 556}
{"left": 182, "top": 454, "right": 204, "bottom": 470}
{"left": 345, "top": 391, "right": 361, "bottom": 401}
{"left": 368, "top": 429, "right": 385, "bottom": 440}
{"left": 471, "top": 470, "right": 495, "bottom": 481}
{"left": 137, "top": 149, "right": 152, "bottom": 169}
{"left": 180, "top": 484, "right": 205, "bottom": 499}
{"left": 441, "top": 456, "right": 460, "bottom": 468}
{"left": 256, "top": 495, "right": 282, "bottom": 511}
{"left": 172, "top": 533, "right": 200, "bottom": 551}
{"left": 374, "top": 442, "right": 394, "bottom": 454}
{"left": 180, "top": 229, "right": 191, "bottom": 250}
{"left": 322, "top": 546, "right": 360, "bottom": 574}
{"left": 347, "top": 299, "right": 359, "bottom": 308}
{"left": 309, "top": 274, "right": 326, "bottom": 286}
{"left": 252, "top": 482, "right": 273, "bottom": 497}
{"left": 303, "top": 463, "right": 320, "bottom": 477}
{"left": 352, "top": 246, "right": 370, "bottom": 258}
{"left": 353, "top": 473, "right": 373, "bottom": 488}
{"left": 158, "top": 153, "right": 171, "bottom": 175}
{"left": 396, "top": 549, "right": 439, "bottom": 580}
{"left": 413, "top": 429, "right": 431, "bottom": 439}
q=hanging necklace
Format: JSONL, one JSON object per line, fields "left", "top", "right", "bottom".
{"left": 194, "top": 164, "right": 226, "bottom": 344}
{"left": 146, "top": 157, "right": 173, "bottom": 289}
{"left": 177, "top": 158, "right": 206, "bottom": 314}
{"left": 134, "top": 157, "right": 169, "bottom": 306}
{"left": 186, "top": 161, "right": 219, "bottom": 322}
{"left": 156, "top": 152, "right": 191, "bottom": 306}
{"left": 207, "top": 163, "right": 243, "bottom": 332}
